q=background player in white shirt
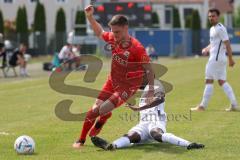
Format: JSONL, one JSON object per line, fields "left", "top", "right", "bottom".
{"left": 191, "top": 8, "right": 238, "bottom": 112}
{"left": 91, "top": 80, "right": 204, "bottom": 150}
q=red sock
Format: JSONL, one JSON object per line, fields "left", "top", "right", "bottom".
{"left": 79, "top": 109, "right": 99, "bottom": 144}
{"left": 89, "top": 112, "right": 112, "bottom": 137}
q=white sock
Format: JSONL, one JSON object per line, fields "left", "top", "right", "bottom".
{"left": 112, "top": 136, "right": 131, "bottom": 149}
{"left": 20, "top": 68, "right": 24, "bottom": 75}
{"left": 23, "top": 68, "right": 28, "bottom": 75}
{"left": 200, "top": 84, "right": 214, "bottom": 108}
{"left": 162, "top": 133, "right": 191, "bottom": 147}
{"left": 222, "top": 82, "right": 238, "bottom": 107}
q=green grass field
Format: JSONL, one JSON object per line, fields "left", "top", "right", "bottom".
{"left": 0, "top": 57, "right": 240, "bottom": 160}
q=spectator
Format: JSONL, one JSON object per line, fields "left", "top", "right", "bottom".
{"left": 146, "top": 44, "right": 158, "bottom": 60}
{"left": 0, "top": 33, "right": 6, "bottom": 68}
{"left": 58, "top": 43, "right": 81, "bottom": 70}
{"left": 9, "top": 43, "right": 29, "bottom": 77}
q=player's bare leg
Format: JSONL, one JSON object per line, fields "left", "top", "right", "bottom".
{"left": 191, "top": 79, "right": 214, "bottom": 111}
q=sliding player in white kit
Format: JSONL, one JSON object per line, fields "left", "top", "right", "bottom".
{"left": 191, "top": 8, "right": 238, "bottom": 112}
{"left": 91, "top": 79, "right": 204, "bottom": 150}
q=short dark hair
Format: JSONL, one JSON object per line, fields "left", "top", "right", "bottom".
{"left": 108, "top": 15, "right": 129, "bottom": 26}
{"left": 208, "top": 8, "right": 220, "bottom": 16}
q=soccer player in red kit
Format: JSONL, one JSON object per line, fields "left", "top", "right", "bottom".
{"left": 72, "top": 5, "right": 155, "bottom": 149}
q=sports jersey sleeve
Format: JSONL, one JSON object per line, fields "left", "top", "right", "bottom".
{"left": 217, "top": 26, "right": 229, "bottom": 42}
{"left": 135, "top": 46, "right": 150, "bottom": 64}
{"left": 101, "top": 32, "right": 111, "bottom": 42}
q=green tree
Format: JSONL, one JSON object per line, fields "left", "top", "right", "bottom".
{"left": 233, "top": 6, "right": 240, "bottom": 27}
{"left": 16, "top": 6, "right": 28, "bottom": 45}
{"left": 191, "top": 10, "right": 201, "bottom": 54}
{"left": 206, "top": 17, "right": 211, "bottom": 28}
{"left": 0, "top": 10, "right": 4, "bottom": 34}
{"left": 185, "top": 15, "right": 192, "bottom": 29}
{"left": 75, "top": 10, "right": 86, "bottom": 35}
{"left": 55, "top": 8, "right": 66, "bottom": 32}
{"left": 173, "top": 7, "right": 181, "bottom": 28}
{"left": 34, "top": 2, "right": 46, "bottom": 31}
{"left": 33, "top": 1, "right": 46, "bottom": 54}
{"left": 151, "top": 12, "right": 159, "bottom": 28}
{"left": 55, "top": 8, "right": 66, "bottom": 51}
{"left": 191, "top": 10, "right": 201, "bottom": 30}
{"left": 219, "top": 15, "right": 225, "bottom": 24}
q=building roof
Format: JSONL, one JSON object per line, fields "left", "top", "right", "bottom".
{"left": 209, "top": 0, "right": 234, "bottom": 13}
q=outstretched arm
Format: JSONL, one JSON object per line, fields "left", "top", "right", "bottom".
{"left": 142, "top": 63, "right": 155, "bottom": 103}
{"left": 127, "top": 96, "right": 165, "bottom": 111}
{"left": 85, "top": 5, "right": 104, "bottom": 39}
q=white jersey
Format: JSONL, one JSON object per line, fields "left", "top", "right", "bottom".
{"left": 138, "top": 80, "right": 166, "bottom": 124}
{"left": 209, "top": 23, "right": 229, "bottom": 62}
{"left": 139, "top": 99, "right": 166, "bottom": 124}
{"left": 58, "top": 45, "right": 73, "bottom": 60}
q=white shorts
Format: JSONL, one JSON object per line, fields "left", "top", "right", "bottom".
{"left": 128, "top": 120, "right": 166, "bottom": 143}
{"left": 205, "top": 61, "right": 227, "bottom": 80}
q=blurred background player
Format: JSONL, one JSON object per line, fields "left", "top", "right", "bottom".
{"left": 91, "top": 80, "right": 204, "bottom": 150}
{"left": 146, "top": 44, "right": 158, "bottom": 60}
{"left": 72, "top": 5, "right": 155, "bottom": 149}
{"left": 0, "top": 33, "right": 6, "bottom": 68}
{"left": 58, "top": 43, "right": 76, "bottom": 70}
{"left": 191, "top": 8, "right": 238, "bottom": 112}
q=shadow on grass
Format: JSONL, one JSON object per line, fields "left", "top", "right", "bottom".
{"left": 95, "top": 143, "right": 187, "bottom": 154}
{"left": 16, "top": 152, "right": 39, "bottom": 156}
{"left": 123, "top": 143, "right": 187, "bottom": 154}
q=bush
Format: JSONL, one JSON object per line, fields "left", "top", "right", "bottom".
{"left": 33, "top": 2, "right": 46, "bottom": 54}
{"left": 16, "top": 6, "right": 28, "bottom": 45}
{"left": 55, "top": 8, "right": 66, "bottom": 51}
{"left": 173, "top": 7, "right": 181, "bottom": 28}
{"left": 75, "top": 10, "right": 86, "bottom": 35}
{"left": 151, "top": 12, "right": 159, "bottom": 28}
{"left": 0, "top": 10, "right": 4, "bottom": 34}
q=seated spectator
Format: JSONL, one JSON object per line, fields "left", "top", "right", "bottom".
{"left": 58, "top": 43, "right": 81, "bottom": 70}
{"left": 9, "top": 43, "right": 29, "bottom": 77}
{"left": 0, "top": 33, "right": 7, "bottom": 68}
{"left": 146, "top": 44, "right": 158, "bottom": 60}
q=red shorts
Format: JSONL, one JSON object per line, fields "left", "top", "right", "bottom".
{"left": 97, "top": 77, "right": 139, "bottom": 107}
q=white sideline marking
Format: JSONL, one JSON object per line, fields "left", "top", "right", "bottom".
{"left": 0, "top": 132, "right": 11, "bottom": 136}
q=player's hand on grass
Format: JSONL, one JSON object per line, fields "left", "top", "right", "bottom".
{"left": 85, "top": 5, "right": 94, "bottom": 17}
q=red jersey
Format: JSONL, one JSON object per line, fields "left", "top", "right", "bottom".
{"left": 102, "top": 32, "right": 150, "bottom": 90}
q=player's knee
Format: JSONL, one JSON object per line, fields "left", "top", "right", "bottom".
{"left": 218, "top": 80, "right": 225, "bottom": 86}
{"left": 206, "top": 79, "right": 214, "bottom": 84}
{"left": 150, "top": 128, "right": 164, "bottom": 142}
{"left": 125, "top": 132, "right": 141, "bottom": 143}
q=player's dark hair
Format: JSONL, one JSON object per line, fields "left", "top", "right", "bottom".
{"left": 108, "top": 15, "right": 129, "bottom": 26}
{"left": 208, "top": 8, "right": 220, "bottom": 16}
